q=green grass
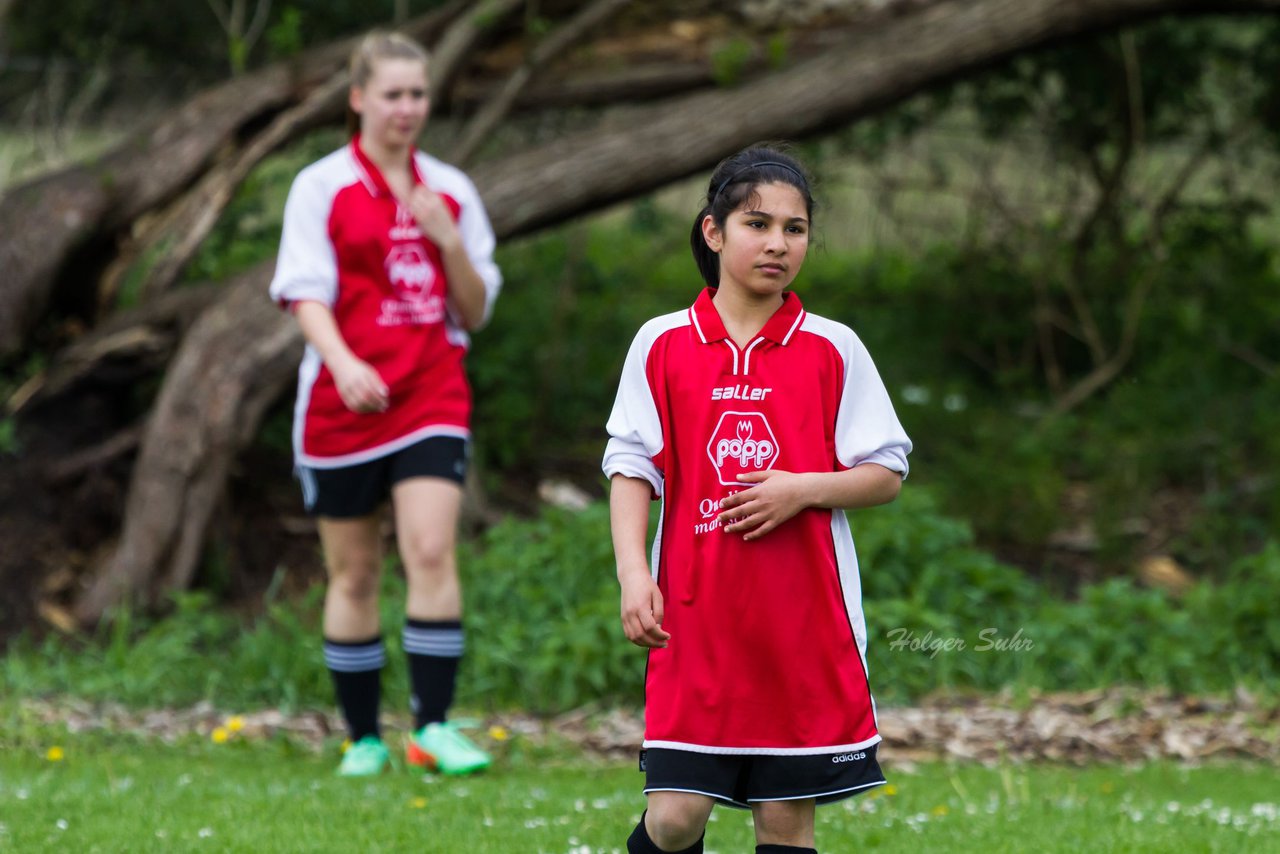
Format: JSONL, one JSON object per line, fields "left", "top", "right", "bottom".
{"left": 1, "top": 726, "right": 1276, "bottom": 853}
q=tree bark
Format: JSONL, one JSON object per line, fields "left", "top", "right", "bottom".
{"left": 74, "top": 261, "right": 301, "bottom": 621}
{"left": 454, "top": 0, "right": 634, "bottom": 164}
{"left": 8, "top": 285, "right": 221, "bottom": 414}
{"left": 69, "top": 0, "right": 1280, "bottom": 621}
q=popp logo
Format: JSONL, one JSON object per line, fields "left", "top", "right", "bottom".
{"left": 385, "top": 244, "right": 437, "bottom": 299}
{"left": 706, "top": 412, "right": 779, "bottom": 486}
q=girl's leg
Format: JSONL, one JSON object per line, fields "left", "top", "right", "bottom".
{"left": 392, "top": 477, "right": 464, "bottom": 620}
{"left": 393, "top": 477, "right": 489, "bottom": 773}
{"left": 392, "top": 476, "right": 468, "bottom": 726}
{"left": 318, "top": 515, "right": 385, "bottom": 743}
{"left": 631, "top": 792, "right": 716, "bottom": 853}
{"left": 751, "top": 799, "right": 816, "bottom": 851}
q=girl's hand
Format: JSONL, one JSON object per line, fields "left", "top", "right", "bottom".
{"left": 407, "top": 186, "right": 461, "bottom": 252}
{"left": 619, "top": 566, "right": 670, "bottom": 649}
{"left": 330, "top": 356, "right": 389, "bottom": 414}
{"left": 717, "top": 470, "right": 812, "bottom": 540}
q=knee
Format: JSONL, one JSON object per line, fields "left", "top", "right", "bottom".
{"left": 399, "top": 532, "right": 453, "bottom": 578}
{"left": 753, "top": 800, "right": 814, "bottom": 846}
{"left": 645, "top": 801, "right": 708, "bottom": 851}
{"left": 328, "top": 556, "right": 381, "bottom": 602}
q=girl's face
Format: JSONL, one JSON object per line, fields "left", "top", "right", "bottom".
{"left": 702, "top": 181, "right": 810, "bottom": 299}
{"left": 350, "top": 58, "right": 429, "bottom": 151}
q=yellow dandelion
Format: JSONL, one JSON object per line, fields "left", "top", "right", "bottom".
{"left": 225, "top": 715, "right": 245, "bottom": 733}
{"left": 883, "top": 784, "right": 899, "bottom": 796}
{"left": 211, "top": 727, "right": 230, "bottom": 744}
{"left": 341, "top": 739, "right": 353, "bottom": 754}
{"left": 487, "top": 725, "right": 509, "bottom": 742}
{"left": 931, "top": 805, "right": 949, "bottom": 817}
{"left": 410, "top": 797, "right": 428, "bottom": 809}
{"left": 46, "top": 746, "right": 65, "bottom": 762}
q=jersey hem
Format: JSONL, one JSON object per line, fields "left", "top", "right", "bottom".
{"left": 296, "top": 424, "right": 470, "bottom": 469}
{"left": 640, "top": 735, "right": 882, "bottom": 756}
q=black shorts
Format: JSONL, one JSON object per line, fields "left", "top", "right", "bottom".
{"left": 641, "top": 744, "right": 885, "bottom": 808}
{"left": 297, "top": 435, "right": 468, "bottom": 518}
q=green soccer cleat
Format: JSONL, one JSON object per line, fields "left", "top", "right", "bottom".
{"left": 337, "top": 735, "right": 390, "bottom": 777}
{"left": 406, "top": 722, "right": 492, "bottom": 776}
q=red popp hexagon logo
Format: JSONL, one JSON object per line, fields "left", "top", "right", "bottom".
{"left": 706, "top": 411, "right": 780, "bottom": 486}
{"left": 385, "top": 243, "right": 437, "bottom": 299}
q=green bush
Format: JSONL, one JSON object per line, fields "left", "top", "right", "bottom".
{"left": 455, "top": 502, "right": 644, "bottom": 712}
{"left": 6, "top": 492, "right": 1279, "bottom": 712}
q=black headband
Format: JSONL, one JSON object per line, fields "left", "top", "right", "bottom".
{"left": 712, "top": 160, "right": 807, "bottom": 202}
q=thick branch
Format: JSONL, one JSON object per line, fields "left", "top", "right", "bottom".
{"left": 103, "top": 73, "right": 351, "bottom": 308}
{"left": 454, "top": 0, "right": 633, "bottom": 164}
{"left": 428, "top": 0, "right": 525, "bottom": 105}
{"left": 8, "top": 285, "right": 221, "bottom": 414}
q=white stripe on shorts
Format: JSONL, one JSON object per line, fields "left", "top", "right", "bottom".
{"left": 297, "top": 466, "right": 318, "bottom": 512}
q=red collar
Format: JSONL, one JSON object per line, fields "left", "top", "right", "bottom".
{"left": 688, "top": 287, "right": 806, "bottom": 346}
{"left": 349, "top": 134, "right": 425, "bottom": 197}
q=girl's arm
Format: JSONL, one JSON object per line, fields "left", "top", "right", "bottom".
{"left": 293, "top": 300, "right": 389, "bottom": 414}
{"left": 408, "top": 186, "right": 488, "bottom": 331}
{"left": 610, "top": 474, "right": 670, "bottom": 648}
{"left": 716, "top": 464, "right": 902, "bottom": 542}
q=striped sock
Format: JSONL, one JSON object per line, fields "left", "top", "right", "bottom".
{"left": 323, "top": 636, "right": 385, "bottom": 741}
{"left": 403, "top": 619, "right": 463, "bottom": 728}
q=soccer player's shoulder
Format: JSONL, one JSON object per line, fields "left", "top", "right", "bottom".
{"left": 633, "top": 308, "right": 692, "bottom": 350}
{"left": 293, "top": 146, "right": 360, "bottom": 196}
{"left": 797, "top": 310, "right": 861, "bottom": 352}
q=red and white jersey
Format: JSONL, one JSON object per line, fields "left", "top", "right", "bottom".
{"left": 603, "top": 288, "right": 911, "bottom": 755}
{"left": 269, "top": 138, "right": 501, "bottom": 467}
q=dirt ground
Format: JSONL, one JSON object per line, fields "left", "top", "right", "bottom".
{"left": 0, "top": 389, "right": 322, "bottom": 647}
{"left": 16, "top": 687, "right": 1279, "bottom": 765}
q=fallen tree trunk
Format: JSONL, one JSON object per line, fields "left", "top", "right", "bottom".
{"left": 74, "top": 261, "right": 301, "bottom": 621}
{"left": 72, "top": 0, "right": 1280, "bottom": 622}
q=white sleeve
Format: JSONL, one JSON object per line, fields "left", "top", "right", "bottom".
{"left": 269, "top": 169, "right": 339, "bottom": 308}
{"left": 602, "top": 328, "right": 665, "bottom": 496}
{"left": 834, "top": 329, "right": 912, "bottom": 477}
{"left": 454, "top": 173, "right": 502, "bottom": 327}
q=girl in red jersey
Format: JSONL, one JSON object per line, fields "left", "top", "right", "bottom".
{"left": 603, "top": 146, "right": 912, "bottom": 854}
{"left": 269, "top": 31, "right": 499, "bottom": 777}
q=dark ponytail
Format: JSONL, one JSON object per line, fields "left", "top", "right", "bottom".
{"left": 690, "top": 145, "right": 814, "bottom": 288}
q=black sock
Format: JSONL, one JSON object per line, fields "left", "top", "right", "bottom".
{"left": 403, "top": 618, "right": 463, "bottom": 728}
{"left": 628, "top": 811, "right": 705, "bottom": 854}
{"left": 756, "top": 846, "right": 817, "bottom": 854}
{"left": 323, "top": 636, "right": 384, "bottom": 741}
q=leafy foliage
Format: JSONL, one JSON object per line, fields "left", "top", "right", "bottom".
{"left": 5, "top": 493, "right": 1279, "bottom": 712}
